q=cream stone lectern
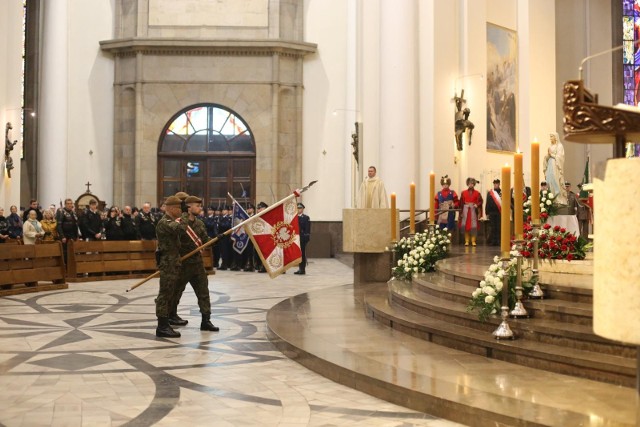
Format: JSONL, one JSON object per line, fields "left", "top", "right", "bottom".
{"left": 343, "top": 209, "right": 397, "bottom": 283}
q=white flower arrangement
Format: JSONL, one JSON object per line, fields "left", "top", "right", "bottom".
{"left": 467, "top": 253, "right": 535, "bottom": 321}
{"left": 523, "top": 190, "right": 558, "bottom": 223}
{"left": 391, "top": 227, "right": 451, "bottom": 280}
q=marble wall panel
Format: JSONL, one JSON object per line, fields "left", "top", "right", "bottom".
{"left": 278, "top": 57, "right": 298, "bottom": 84}
{"left": 116, "top": 0, "right": 138, "bottom": 38}
{"left": 142, "top": 55, "right": 273, "bottom": 84}
{"left": 147, "top": 26, "right": 270, "bottom": 39}
{"left": 115, "top": 56, "right": 137, "bottom": 84}
{"left": 149, "top": 0, "right": 269, "bottom": 28}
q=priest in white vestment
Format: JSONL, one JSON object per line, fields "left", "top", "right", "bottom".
{"left": 357, "top": 166, "right": 388, "bottom": 208}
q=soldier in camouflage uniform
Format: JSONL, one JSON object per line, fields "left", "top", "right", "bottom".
{"left": 155, "top": 196, "right": 183, "bottom": 338}
{"left": 170, "top": 195, "right": 219, "bottom": 332}
{"left": 166, "top": 191, "right": 190, "bottom": 326}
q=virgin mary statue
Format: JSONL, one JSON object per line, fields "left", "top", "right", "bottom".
{"left": 543, "top": 132, "right": 567, "bottom": 205}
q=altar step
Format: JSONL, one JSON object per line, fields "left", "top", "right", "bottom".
{"left": 413, "top": 274, "right": 595, "bottom": 326}
{"left": 365, "top": 268, "right": 636, "bottom": 387}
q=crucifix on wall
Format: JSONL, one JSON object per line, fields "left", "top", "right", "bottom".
{"left": 4, "top": 122, "right": 17, "bottom": 178}
{"left": 454, "top": 90, "right": 475, "bottom": 151}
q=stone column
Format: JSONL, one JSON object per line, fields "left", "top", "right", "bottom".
{"left": 378, "top": 0, "right": 418, "bottom": 206}
{"left": 38, "top": 0, "right": 68, "bottom": 206}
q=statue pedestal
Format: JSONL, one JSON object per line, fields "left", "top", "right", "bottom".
{"left": 546, "top": 215, "right": 580, "bottom": 236}
{"left": 343, "top": 209, "right": 396, "bottom": 284}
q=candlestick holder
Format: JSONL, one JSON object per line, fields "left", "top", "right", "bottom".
{"left": 493, "top": 256, "right": 515, "bottom": 340}
{"left": 510, "top": 239, "right": 529, "bottom": 318}
{"left": 528, "top": 222, "right": 544, "bottom": 299}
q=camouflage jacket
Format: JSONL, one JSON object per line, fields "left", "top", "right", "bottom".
{"left": 178, "top": 213, "right": 210, "bottom": 265}
{"left": 156, "top": 214, "right": 181, "bottom": 266}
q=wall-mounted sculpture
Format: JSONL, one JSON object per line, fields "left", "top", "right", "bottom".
{"left": 351, "top": 122, "right": 361, "bottom": 167}
{"left": 454, "top": 90, "right": 475, "bottom": 151}
{"left": 4, "top": 122, "right": 17, "bottom": 178}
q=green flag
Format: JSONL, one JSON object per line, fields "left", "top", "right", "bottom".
{"left": 579, "top": 157, "right": 589, "bottom": 198}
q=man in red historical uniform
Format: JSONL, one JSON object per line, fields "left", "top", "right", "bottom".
{"left": 459, "top": 177, "right": 483, "bottom": 246}
{"left": 434, "top": 175, "right": 459, "bottom": 231}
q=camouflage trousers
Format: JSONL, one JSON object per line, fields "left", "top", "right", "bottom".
{"left": 171, "top": 261, "right": 211, "bottom": 316}
{"left": 156, "top": 260, "right": 180, "bottom": 318}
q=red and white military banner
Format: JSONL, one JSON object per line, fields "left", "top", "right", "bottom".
{"left": 246, "top": 198, "right": 302, "bottom": 278}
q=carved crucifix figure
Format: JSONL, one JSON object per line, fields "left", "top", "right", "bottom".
{"left": 454, "top": 91, "right": 475, "bottom": 151}
{"left": 5, "top": 122, "right": 17, "bottom": 178}
{"left": 350, "top": 122, "right": 360, "bottom": 166}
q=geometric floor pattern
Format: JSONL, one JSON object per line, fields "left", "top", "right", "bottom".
{"left": 0, "top": 259, "right": 462, "bottom": 427}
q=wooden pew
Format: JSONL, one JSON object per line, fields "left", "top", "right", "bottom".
{"left": 66, "top": 240, "right": 214, "bottom": 282}
{"left": 0, "top": 242, "right": 68, "bottom": 296}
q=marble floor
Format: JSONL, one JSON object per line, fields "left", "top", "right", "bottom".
{"left": 0, "top": 259, "right": 462, "bottom": 427}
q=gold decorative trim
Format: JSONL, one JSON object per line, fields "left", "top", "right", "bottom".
{"left": 563, "top": 80, "right": 640, "bottom": 144}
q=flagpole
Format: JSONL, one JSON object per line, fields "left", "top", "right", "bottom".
{"left": 126, "top": 181, "right": 317, "bottom": 292}
{"left": 227, "top": 192, "right": 248, "bottom": 212}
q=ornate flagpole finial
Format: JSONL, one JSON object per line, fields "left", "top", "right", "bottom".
{"left": 296, "top": 180, "right": 318, "bottom": 196}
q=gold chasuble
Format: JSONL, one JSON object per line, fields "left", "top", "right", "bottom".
{"left": 357, "top": 177, "right": 388, "bottom": 208}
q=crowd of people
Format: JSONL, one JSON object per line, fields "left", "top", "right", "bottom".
{"left": 0, "top": 199, "right": 164, "bottom": 245}
{"left": 0, "top": 195, "right": 312, "bottom": 275}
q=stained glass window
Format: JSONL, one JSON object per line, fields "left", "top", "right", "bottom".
{"left": 622, "top": 0, "right": 640, "bottom": 156}
{"left": 20, "top": 0, "right": 26, "bottom": 159}
{"left": 161, "top": 104, "right": 254, "bottom": 153}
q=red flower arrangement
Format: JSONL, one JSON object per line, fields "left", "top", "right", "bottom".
{"left": 519, "top": 222, "right": 590, "bottom": 261}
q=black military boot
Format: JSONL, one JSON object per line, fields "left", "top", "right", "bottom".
{"left": 168, "top": 311, "right": 188, "bottom": 326}
{"left": 200, "top": 314, "right": 220, "bottom": 332}
{"left": 156, "top": 317, "right": 181, "bottom": 338}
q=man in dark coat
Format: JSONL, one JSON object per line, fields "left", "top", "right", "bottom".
{"left": 218, "top": 205, "right": 232, "bottom": 270}
{"left": 57, "top": 199, "right": 81, "bottom": 262}
{"left": 136, "top": 202, "right": 157, "bottom": 240}
{"left": 80, "top": 199, "right": 103, "bottom": 240}
{"left": 294, "top": 203, "right": 311, "bottom": 275}
{"left": 22, "top": 199, "right": 43, "bottom": 222}
{"left": 121, "top": 206, "right": 139, "bottom": 240}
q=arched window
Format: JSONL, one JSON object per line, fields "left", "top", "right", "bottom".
{"left": 158, "top": 104, "right": 256, "bottom": 207}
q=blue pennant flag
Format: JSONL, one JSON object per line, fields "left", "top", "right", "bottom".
{"left": 230, "top": 200, "right": 250, "bottom": 254}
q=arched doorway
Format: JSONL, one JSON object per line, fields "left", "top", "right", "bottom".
{"left": 157, "top": 104, "right": 256, "bottom": 208}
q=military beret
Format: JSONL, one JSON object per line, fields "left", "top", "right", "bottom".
{"left": 165, "top": 196, "right": 182, "bottom": 206}
{"left": 174, "top": 191, "right": 189, "bottom": 200}
{"left": 297, "top": 202, "right": 305, "bottom": 209}
{"left": 257, "top": 202, "right": 268, "bottom": 209}
{"left": 185, "top": 195, "right": 202, "bottom": 204}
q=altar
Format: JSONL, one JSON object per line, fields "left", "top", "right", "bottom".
{"left": 342, "top": 208, "right": 397, "bottom": 283}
